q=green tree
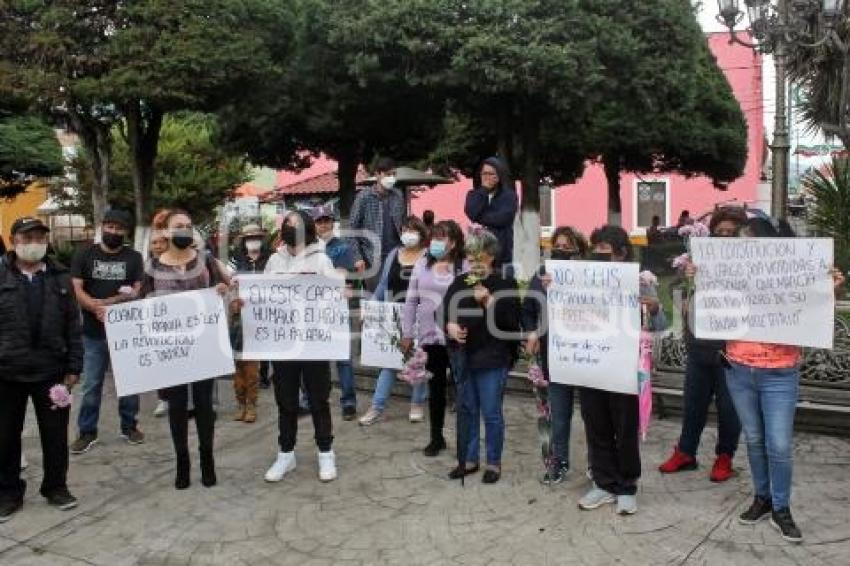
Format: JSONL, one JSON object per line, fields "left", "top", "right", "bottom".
{"left": 54, "top": 114, "right": 249, "bottom": 226}
{"left": 583, "top": 0, "right": 748, "bottom": 224}
{"left": 0, "top": 108, "right": 63, "bottom": 198}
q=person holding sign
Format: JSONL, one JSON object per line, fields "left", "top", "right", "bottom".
{"left": 70, "top": 210, "right": 145, "bottom": 455}
{"left": 263, "top": 210, "right": 340, "bottom": 483}
{"left": 359, "top": 217, "right": 429, "bottom": 426}
{"left": 0, "top": 217, "right": 83, "bottom": 521}
{"left": 691, "top": 218, "right": 844, "bottom": 543}
{"left": 577, "top": 226, "right": 666, "bottom": 515}
{"left": 443, "top": 227, "right": 521, "bottom": 484}
{"left": 400, "top": 220, "right": 466, "bottom": 457}
{"left": 659, "top": 208, "right": 746, "bottom": 482}
{"left": 522, "top": 226, "right": 589, "bottom": 484}
{"left": 140, "top": 209, "right": 230, "bottom": 490}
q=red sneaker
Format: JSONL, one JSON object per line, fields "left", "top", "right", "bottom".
{"left": 710, "top": 453, "right": 735, "bottom": 482}
{"left": 658, "top": 447, "right": 697, "bottom": 473}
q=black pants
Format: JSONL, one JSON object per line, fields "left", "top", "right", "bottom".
{"left": 259, "top": 360, "right": 271, "bottom": 381}
{"left": 679, "top": 351, "right": 741, "bottom": 457}
{"left": 163, "top": 379, "right": 215, "bottom": 463}
{"left": 0, "top": 379, "right": 69, "bottom": 502}
{"left": 579, "top": 387, "right": 640, "bottom": 496}
{"left": 424, "top": 345, "right": 450, "bottom": 442}
{"left": 272, "top": 361, "right": 333, "bottom": 452}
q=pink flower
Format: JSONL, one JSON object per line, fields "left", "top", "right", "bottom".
{"left": 692, "top": 222, "right": 710, "bottom": 237}
{"left": 639, "top": 270, "right": 658, "bottom": 287}
{"left": 49, "top": 384, "right": 72, "bottom": 410}
{"left": 671, "top": 253, "right": 690, "bottom": 270}
{"left": 527, "top": 363, "right": 547, "bottom": 388}
{"left": 678, "top": 224, "right": 695, "bottom": 237}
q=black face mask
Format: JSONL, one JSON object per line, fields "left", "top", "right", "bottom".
{"left": 550, "top": 249, "right": 578, "bottom": 261}
{"left": 171, "top": 232, "right": 194, "bottom": 250}
{"left": 590, "top": 252, "right": 612, "bottom": 262}
{"left": 102, "top": 232, "right": 124, "bottom": 250}
{"left": 281, "top": 226, "right": 297, "bottom": 247}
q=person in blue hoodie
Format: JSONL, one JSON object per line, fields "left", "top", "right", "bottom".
{"left": 464, "top": 157, "right": 518, "bottom": 270}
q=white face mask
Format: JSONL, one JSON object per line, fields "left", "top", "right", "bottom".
{"left": 16, "top": 243, "right": 48, "bottom": 263}
{"left": 380, "top": 175, "right": 396, "bottom": 190}
{"left": 245, "top": 240, "right": 262, "bottom": 252}
{"left": 401, "top": 232, "right": 420, "bottom": 248}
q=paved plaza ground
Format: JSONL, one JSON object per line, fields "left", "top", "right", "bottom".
{"left": 2, "top": 379, "right": 850, "bottom": 566}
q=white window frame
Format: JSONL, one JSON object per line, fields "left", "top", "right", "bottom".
{"left": 632, "top": 178, "right": 671, "bottom": 232}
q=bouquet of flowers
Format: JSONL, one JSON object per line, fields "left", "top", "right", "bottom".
{"left": 677, "top": 221, "right": 709, "bottom": 238}
{"left": 398, "top": 346, "right": 432, "bottom": 385}
{"left": 49, "top": 384, "right": 72, "bottom": 410}
{"left": 527, "top": 360, "right": 548, "bottom": 389}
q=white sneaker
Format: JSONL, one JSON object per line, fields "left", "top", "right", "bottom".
{"left": 409, "top": 403, "right": 425, "bottom": 423}
{"left": 153, "top": 400, "right": 168, "bottom": 418}
{"left": 358, "top": 407, "right": 383, "bottom": 426}
{"left": 20, "top": 453, "right": 27, "bottom": 470}
{"left": 317, "top": 450, "right": 337, "bottom": 482}
{"left": 264, "top": 451, "right": 296, "bottom": 482}
{"left": 578, "top": 485, "right": 616, "bottom": 510}
{"left": 616, "top": 494, "right": 638, "bottom": 515}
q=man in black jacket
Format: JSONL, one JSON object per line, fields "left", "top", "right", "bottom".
{"left": 0, "top": 217, "right": 83, "bottom": 522}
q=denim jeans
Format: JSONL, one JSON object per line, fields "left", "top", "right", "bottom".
{"left": 370, "top": 368, "right": 427, "bottom": 411}
{"left": 461, "top": 367, "right": 508, "bottom": 466}
{"left": 337, "top": 360, "right": 357, "bottom": 409}
{"left": 725, "top": 362, "right": 799, "bottom": 510}
{"left": 678, "top": 350, "right": 741, "bottom": 457}
{"left": 78, "top": 335, "right": 139, "bottom": 435}
{"left": 549, "top": 383, "right": 575, "bottom": 466}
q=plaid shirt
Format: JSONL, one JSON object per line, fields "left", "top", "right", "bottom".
{"left": 348, "top": 184, "right": 405, "bottom": 267}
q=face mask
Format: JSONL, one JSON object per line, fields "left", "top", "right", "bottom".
{"left": 550, "top": 249, "right": 577, "bottom": 261}
{"left": 102, "top": 232, "right": 124, "bottom": 249}
{"left": 281, "top": 226, "right": 298, "bottom": 247}
{"left": 401, "top": 232, "right": 420, "bottom": 248}
{"left": 245, "top": 239, "right": 263, "bottom": 252}
{"left": 16, "top": 243, "right": 47, "bottom": 263}
{"left": 590, "top": 252, "right": 612, "bottom": 262}
{"left": 380, "top": 175, "right": 396, "bottom": 190}
{"left": 171, "top": 232, "right": 194, "bottom": 250}
{"left": 429, "top": 240, "right": 448, "bottom": 259}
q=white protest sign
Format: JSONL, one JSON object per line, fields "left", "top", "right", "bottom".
{"left": 238, "top": 273, "right": 350, "bottom": 360}
{"left": 360, "top": 300, "right": 404, "bottom": 370}
{"left": 545, "top": 260, "right": 641, "bottom": 395}
{"left": 691, "top": 237, "right": 835, "bottom": 348}
{"left": 105, "top": 288, "right": 234, "bottom": 397}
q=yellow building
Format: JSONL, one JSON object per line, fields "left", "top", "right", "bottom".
{"left": 0, "top": 182, "right": 49, "bottom": 244}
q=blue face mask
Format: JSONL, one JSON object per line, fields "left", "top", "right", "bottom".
{"left": 429, "top": 240, "right": 448, "bottom": 259}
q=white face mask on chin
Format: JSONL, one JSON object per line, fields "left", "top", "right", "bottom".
{"left": 380, "top": 175, "right": 396, "bottom": 190}
{"left": 245, "top": 240, "right": 263, "bottom": 253}
{"left": 16, "top": 243, "right": 47, "bottom": 263}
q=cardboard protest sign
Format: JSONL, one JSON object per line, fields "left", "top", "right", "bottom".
{"left": 545, "top": 260, "right": 641, "bottom": 395}
{"left": 360, "top": 300, "right": 404, "bottom": 370}
{"left": 691, "top": 237, "right": 834, "bottom": 348}
{"left": 238, "top": 274, "right": 350, "bottom": 360}
{"left": 106, "top": 288, "right": 234, "bottom": 396}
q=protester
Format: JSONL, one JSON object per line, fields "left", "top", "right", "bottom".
{"left": 659, "top": 208, "right": 747, "bottom": 482}
{"left": 228, "top": 223, "right": 270, "bottom": 424}
{"left": 349, "top": 157, "right": 405, "bottom": 289}
{"left": 694, "top": 217, "right": 844, "bottom": 543}
{"left": 140, "top": 209, "right": 230, "bottom": 490}
{"left": 0, "top": 217, "right": 83, "bottom": 521}
{"left": 646, "top": 215, "right": 662, "bottom": 244}
{"left": 676, "top": 209, "right": 692, "bottom": 228}
{"left": 464, "top": 157, "right": 518, "bottom": 269}
{"left": 577, "top": 225, "right": 666, "bottom": 515}
{"left": 422, "top": 210, "right": 435, "bottom": 233}
{"left": 443, "top": 227, "right": 521, "bottom": 484}
{"left": 313, "top": 205, "right": 359, "bottom": 420}
{"left": 400, "top": 220, "right": 466, "bottom": 456}
{"left": 359, "top": 216, "right": 429, "bottom": 426}
{"left": 149, "top": 209, "right": 172, "bottom": 418}
{"left": 522, "top": 226, "right": 589, "bottom": 484}
{"left": 70, "top": 210, "right": 145, "bottom": 454}
{"left": 263, "top": 210, "right": 339, "bottom": 483}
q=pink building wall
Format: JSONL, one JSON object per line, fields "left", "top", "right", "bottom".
{"left": 412, "top": 34, "right": 765, "bottom": 236}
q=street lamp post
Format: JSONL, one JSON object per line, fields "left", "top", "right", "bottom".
{"left": 717, "top": 0, "right": 846, "bottom": 218}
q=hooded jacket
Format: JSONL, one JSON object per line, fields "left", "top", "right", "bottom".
{"left": 264, "top": 241, "right": 338, "bottom": 277}
{"left": 464, "top": 157, "right": 518, "bottom": 266}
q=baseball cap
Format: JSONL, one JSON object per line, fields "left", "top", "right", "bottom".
{"left": 310, "top": 205, "right": 336, "bottom": 221}
{"left": 102, "top": 209, "right": 132, "bottom": 228}
{"left": 11, "top": 217, "right": 50, "bottom": 235}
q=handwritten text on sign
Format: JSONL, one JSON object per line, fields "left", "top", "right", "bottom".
{"left": 105, "top": 288, "right": 234, "bottom": 397}
{"left": 238, "top": 274, "right": 350, "bottom": 360}
{"left": 691, "top": 237, "right": 834, "bottom": 348}
{"left": 360, "top": 301, "right": 404, "bottom": 370}
{"left": 545, "top": 260, "right": 641, "bottom": 395}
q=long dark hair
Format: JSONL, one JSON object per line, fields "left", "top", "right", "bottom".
{"left": 427, "top": 220, "right": 464, "bottom": 268}
{"left": 589, "top": 225, "right": 634, "bottom": 261}
{"left": 284, "top": 209, "right": 318, "bottom": 246}
{"left": 742, "top": 217, "right": 796, "bottom": 238}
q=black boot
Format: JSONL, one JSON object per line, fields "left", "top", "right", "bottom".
{"left": 175, "top": 451, "right": 191, "bottom": 490}
{"left": 423, "top": 435, "right": 447, "bottom": 457}
{"left": 200, "top": 449, "right": 216, "bottom": 487}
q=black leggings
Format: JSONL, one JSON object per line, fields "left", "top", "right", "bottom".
{"left": 272, "top": 361, "right": 333, "bottom": 452}
{"left": 424, "top": 345, "right": 450, "bottom": 442}
{"left": 164, "top": 379, "right": 215, "bottom": 460}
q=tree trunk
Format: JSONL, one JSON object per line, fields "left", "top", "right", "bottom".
{"left": 124, "top": 101, "right": 164, "bottom": 248}
{"left": 512, "top": 110, "right": 542, "bottom": 280}
{"left": 66, "top": 108, "right": 111, "bottom": 226}
{"left": 336, "top": 146, "right": 360, "bottom": 220}
{"left": 496, "top": 99, "right": 514, "bottom": 168}
{"left": 603, "top": 153, "right": 623, "bottom": 226}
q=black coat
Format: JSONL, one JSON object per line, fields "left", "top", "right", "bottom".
{"left": 465, "top": 157, "right": 518, "bottom": 266}
{"left": 0, "top": 256, "right": 83, "bottom": 382}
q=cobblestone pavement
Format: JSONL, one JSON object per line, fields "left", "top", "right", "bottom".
{"left": 2, "top": 379, "right": 849, "bottom": 566}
